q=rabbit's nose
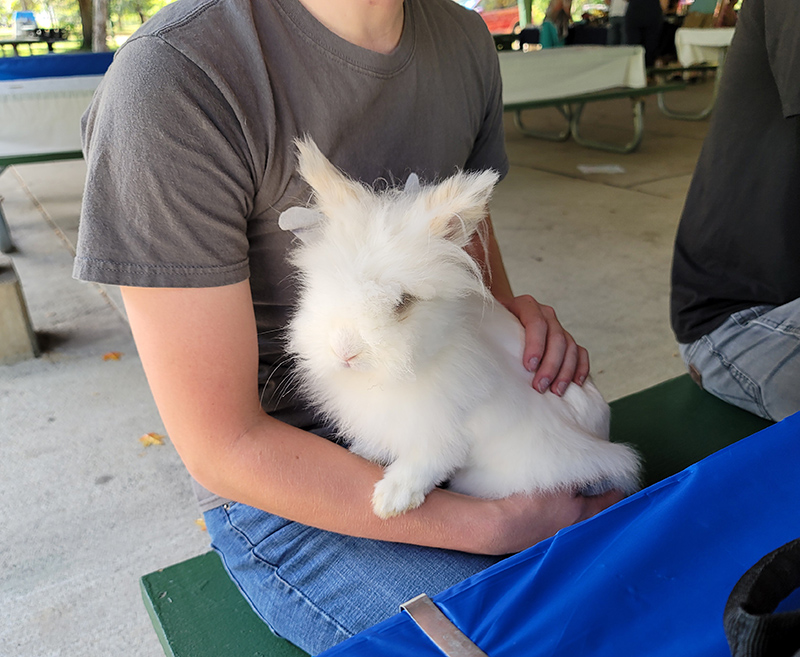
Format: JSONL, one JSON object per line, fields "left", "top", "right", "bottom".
{"left": 330, "top": 330, "right": 365, "bottom": 367}
{"left": 333, "top": 347, "right": 363, "bottom": 368}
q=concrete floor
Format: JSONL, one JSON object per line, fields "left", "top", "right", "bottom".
{"left": 0, "top": 81, "right": 714, "bottom": 656}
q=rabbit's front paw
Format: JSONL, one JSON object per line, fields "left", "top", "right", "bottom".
{"left": 371, "top": 477, "right": 426, "bottom": 519}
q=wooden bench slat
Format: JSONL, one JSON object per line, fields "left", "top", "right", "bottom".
{"left": 141, "top": 551, "right": 310, "bottom": 657}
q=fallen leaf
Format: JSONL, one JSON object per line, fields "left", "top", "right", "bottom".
{"left": 195, "top": 518, "right": 207, "bottom": 532}
{"left": 102, "top": 352, "right": 123, "bottom": 361}
{"left": 139, "top": 432, "right": 165, "bottom": 447}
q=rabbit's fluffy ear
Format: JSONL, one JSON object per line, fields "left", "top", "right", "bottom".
{"left": 404, "top": 173, "right": 421, "bottom": 194}
{"left": 423, "top": 170, "right": 499, "bottom": 246}
{"left": 295, "top": 136, "right": 367, "bottom": 213}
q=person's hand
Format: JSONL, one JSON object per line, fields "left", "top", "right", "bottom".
{"left": 503, "top": 294, "right": 590, "bottom": 396}
{"left": 480, "top": 487, "right": 625, "bottom": 555}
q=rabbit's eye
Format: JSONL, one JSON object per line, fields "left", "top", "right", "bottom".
{"left": 394, "top": 292, "right": 417, "bottom": 315}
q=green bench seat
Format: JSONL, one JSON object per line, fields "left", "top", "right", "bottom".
{"left": 141, "top": 373, "right": 772, "bottom": 657}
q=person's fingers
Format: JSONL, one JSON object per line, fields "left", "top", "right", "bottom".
{"left": 507, "top": 295, "right": 548, "bottom": 373}
{"left": 530, "top": 305, "right": 568, "bottom": 393}
{"left": 503, "top": 295, "right": 591, "bottom": 395}
{"left": 546, "top": 332, "right": 579, "bottom": 397}
{"left": 573, "top": 345, "right": 590, "bottom": 385}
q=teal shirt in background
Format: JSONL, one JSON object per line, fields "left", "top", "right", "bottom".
{"left": 688, "top": 0, "right": 717, "bottom": 13}
{"left": 539, "top": 20, "right": 564, "bottom": 48}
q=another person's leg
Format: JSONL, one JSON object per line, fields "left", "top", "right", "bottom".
{"left": 205, "top": 502, "right": 501, "bottom": 655}
{"left": 679, "top": 298, "right": 800, "bottom": 422}
{"left": 642, "top": 21, "right": 663, "bottom": 69}
{"left": 624, "top": 18, "right": 639, "bottom": 50}
{"left": 607, "top": 17, "right": 623, "bottom": 45}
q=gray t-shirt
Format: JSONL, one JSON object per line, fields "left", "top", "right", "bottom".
{"left": 74, "top": 0, "right": 509, "bottom": 511}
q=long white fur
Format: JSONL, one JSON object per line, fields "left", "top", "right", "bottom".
{"left": 283, "top": 137, "right": 642, "bottom": 518}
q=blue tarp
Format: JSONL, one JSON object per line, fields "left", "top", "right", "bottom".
{"left": 0, "top": 51, "right": 113, "bottom": 81}
{"left": 322, "top": 411, "right": 800, "bottom": 656}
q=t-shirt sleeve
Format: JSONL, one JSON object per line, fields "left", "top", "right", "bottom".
{"left": 765, "top": 0, "right": 800, "bottom": 118}
{"left": 73, "top": 35, "right": 257, "bottom": 288}
{"left": 463, "top": 18, "right": 510, "bottom": 180}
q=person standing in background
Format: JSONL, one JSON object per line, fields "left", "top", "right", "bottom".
{"left": 624, "top": 0, "right": 663, "bottom": 67}
{"left": 540, "top": 0, "right": 571, "bottom": 48}
{"left": 607, "top": 0, "right": 629, "bottom": 45}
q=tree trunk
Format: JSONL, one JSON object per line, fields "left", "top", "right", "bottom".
{"left": 93, "top": 0, "right": 109, "bottom": 52}
{"left": 78, "top": 0, "right": 93, "bottom": 49}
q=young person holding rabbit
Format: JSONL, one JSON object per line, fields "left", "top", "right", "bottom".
{"left": 74, "top": 0, "right": 623, "bottom": 652}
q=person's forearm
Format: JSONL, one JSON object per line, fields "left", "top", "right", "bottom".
{"left": 189, "top": 412, "right": 617, "bottom": 556}
{"left": 190, "top": 412, "right": 507, "bottom": 553}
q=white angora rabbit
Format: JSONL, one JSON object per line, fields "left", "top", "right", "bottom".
{"left": 280, "top": 138, "right": 641, "bottom": 519}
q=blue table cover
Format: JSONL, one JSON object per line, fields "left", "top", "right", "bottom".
{"left": 322, "top": 411, "right": 800, "bottom": 656}
{"left": 0, "top": 51, "right": 113, "bottom": 81}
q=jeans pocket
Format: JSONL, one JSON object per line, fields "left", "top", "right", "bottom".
{"left": 224, "top": 503, "right": 299, "bottom": 553}
{"left": 729, "top": 305, "right": 775, "bottom": 327}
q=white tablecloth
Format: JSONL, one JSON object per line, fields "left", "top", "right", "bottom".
{"left": 499, "top": 45, "right": 647, "bottom": 107}
{"left": 675, "top": 27, "right": 735, "bottom": 67}
{"left": 0, "top": 75, "right": 102, "bottom": 158}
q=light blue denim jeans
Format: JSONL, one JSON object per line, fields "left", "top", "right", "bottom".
{"left": 204, "top": 501, "right": 501, "bottom": 655}
{"left": 678, "top": 299, "right": 800, "bottom": 422}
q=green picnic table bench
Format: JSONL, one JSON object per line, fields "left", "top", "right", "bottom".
{"left": 0, "top": 151, "right": 83, "bottom": 253}
{"left": 141, "top": 373, "right": 772, "bottom": 657}
{"left": 647, "top": 63, "right": 721, "bottom": 121}
{"left": 505, "top": 81, "right": 687, "bottom": 154}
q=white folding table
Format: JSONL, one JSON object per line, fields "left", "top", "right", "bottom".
{"left": 499, "top": 45, "right": 683, "bottom": 153}
{"left": 657, "top": 27, "right": 736, "bottom": 121}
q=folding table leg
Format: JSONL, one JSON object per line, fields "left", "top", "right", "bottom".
{"left": 0, "top": 167, "right": 13, "bottom": 254}
{"left": 513, "top": 105, "right": 571, "bottom": 142}
{"left": 656, "top": 52, "right": 727, "bottom": 121}
{"left": 570, "top": 99, "right": 645, "bottom": 154}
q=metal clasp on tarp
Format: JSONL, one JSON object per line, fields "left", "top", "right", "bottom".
{"left": 400, "top": 593, "right": 488, "bottom": 657}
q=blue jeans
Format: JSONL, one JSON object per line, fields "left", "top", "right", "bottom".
{"left": 679, "top": 299, "right": 800, "bottom": 421}
{"left": 204, "top": 502, "right": 501, "bottom": 655}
